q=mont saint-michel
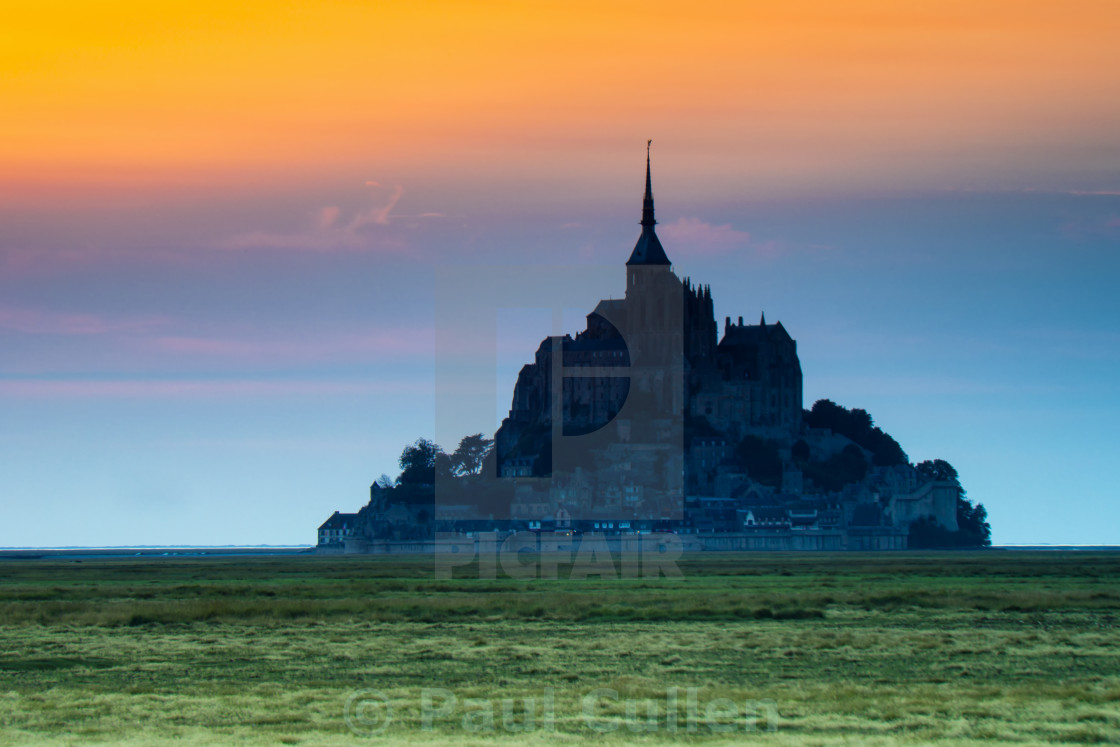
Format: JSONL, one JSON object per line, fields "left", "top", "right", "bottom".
{"left": 318, "top": 148, "right": 990, "bottom": 553}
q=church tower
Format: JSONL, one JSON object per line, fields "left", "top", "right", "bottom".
{"left": 623, "top": 143, "right": 716, "bottom": 366}
{"left": 626, "top": 140, "right": 673, "bottom": 295}
{"left": 621, "top": 143, "right": 683, "bottom": 362}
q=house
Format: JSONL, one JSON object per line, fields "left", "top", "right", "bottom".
{"left": 317, "top": 511, "right": 359, "bottom": 546}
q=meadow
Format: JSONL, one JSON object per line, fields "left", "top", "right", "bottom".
{"left": 1, "top": 551, "right": 1118, "bottom": 745}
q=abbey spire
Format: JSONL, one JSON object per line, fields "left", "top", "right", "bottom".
{"left": 641, "top": 139, "right": 656, "bottom": 228}
{"left": 626, "top": 140, "right": 671, "bottom": 266}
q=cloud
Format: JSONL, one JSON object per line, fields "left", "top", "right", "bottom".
{"left": 0, "top": 377, "right": 431, "bottom": 399}
{"left": 0, "top": 307, "right": 166, "bottom": 336}
{"left": 352, "top": 185, "right": 403, "bottom": 229}
{"left": 215, "top": 183, "right": 409, "bottom": 252}
{"left": 316, "top": 205, "right": 342, "bottom": 230}
{"left": 657, "top": 217, "right": 751, "bottom": 255}
{"left": 146, "top": 328, "right": 433, "bottom": 361}
{"left": 940, "top": 186, "right": 1120, "bottom": 197}
{"left": 0, "top": 244, "right": 196, "bottom": 277}
{"left": 809, "top": 374, "right": 1068, "bottom": 398}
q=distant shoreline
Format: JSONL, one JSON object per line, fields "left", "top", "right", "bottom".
{"left": 1, "top": 544, "right": 1117, "bottom": 560}
{"left": 0, "top": 546, "right": 314, "bottom": 560}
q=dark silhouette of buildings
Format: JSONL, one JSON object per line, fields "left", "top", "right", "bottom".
{"left": 318, "top": 147, "right": 961, "bottom": 552}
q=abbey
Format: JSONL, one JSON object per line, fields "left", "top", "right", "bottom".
{"left": 498, "top": 164, "right": 801, "bottom": 449}
{"left": 494, "top": 147, "right": 805, "bottom": 515}
{"left": 317, "top": 148, "right": 963, "bottom": 552}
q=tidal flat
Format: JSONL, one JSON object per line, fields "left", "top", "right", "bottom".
{"left": 1, "top": 552, "right": 1118, "bottom": 744}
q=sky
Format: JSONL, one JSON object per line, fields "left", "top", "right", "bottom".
{"left": 2, "top": 0, "right": 1118, "bottom": 547}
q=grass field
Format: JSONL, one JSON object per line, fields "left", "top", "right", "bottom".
{"left": 1, "top": 551, "right": 1118, "bottom": 745}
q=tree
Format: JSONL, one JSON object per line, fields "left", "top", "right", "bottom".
{"left": 909, "top": 499, "right": 992, "bottom": 548}
{"left": 435, "top": 451, "right": 453, "bottom": 482}
{"left": 805, "top": 399, "right": 908, "bottom": 466}
{"left": 802, "top": 443, "right": 868, "bottom": 493}
{"left": 805, "top": 399, "right": 847, "bottom": 433}
{"left": 956, "top": 494, "right": 992, "bottom": 547}
{"left": 450, "top": 433, "right": 494, "bottom": 477}
{"left": 910, "top": 458, "right": 991, "bottom": 547}
{"left": 849, "top": 408, "right": 874, "bottom": 437}
{"left": 397, "top": 438, "right": 447, "bottom": 485}
{"left": 869, "top": 432, "right": 908, "bottom": 467}
{"left": 376, "top": 474, "right": 394, "bottom": 489}
{"left": 907, "top": 517, "right": 957, "bottom": 549}
{"left": 916, "top": 459, "right": 959, "bottom": 483}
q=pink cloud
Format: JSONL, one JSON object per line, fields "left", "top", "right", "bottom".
{"left": 657, "top": 217, "right": 751, "bottom": 255}
{"left": 351, "top": 185, "right": 403, "bottom": 229}
{"left": 941, "top": 187, "right": 1120, "bottom": 197}
{"left": 215, "top": 183, "right": 409, "bottom": 252}
{"left": 147, "top": 329, "right": 433, "bottom": 360}
{"left": 0, "top": 378, "right": 430, "bottom": 399}
{"left": 0, "top": 307, "right": 167, "bottom": 335}
{"left": 0, "top": 244, "right": 196, "bottom": 277}
{"left": 316, "top": 205, "right": 342, "bottom": 230}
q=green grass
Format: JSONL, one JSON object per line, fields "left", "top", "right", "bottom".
{"left": 1, "top": 552, "right": 1118, "bottom": 744}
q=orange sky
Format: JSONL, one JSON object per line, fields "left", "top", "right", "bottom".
{"left": 3, "top": 0, "right": 1119, "bottom": 199}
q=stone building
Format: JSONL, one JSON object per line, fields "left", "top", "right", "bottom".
{"left": 316, "top": 511, "right": 358, "bottom": 547}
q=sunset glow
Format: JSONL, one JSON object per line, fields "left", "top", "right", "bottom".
{"left": 4, "top": 1, "right": 1119, "bottom": 196}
